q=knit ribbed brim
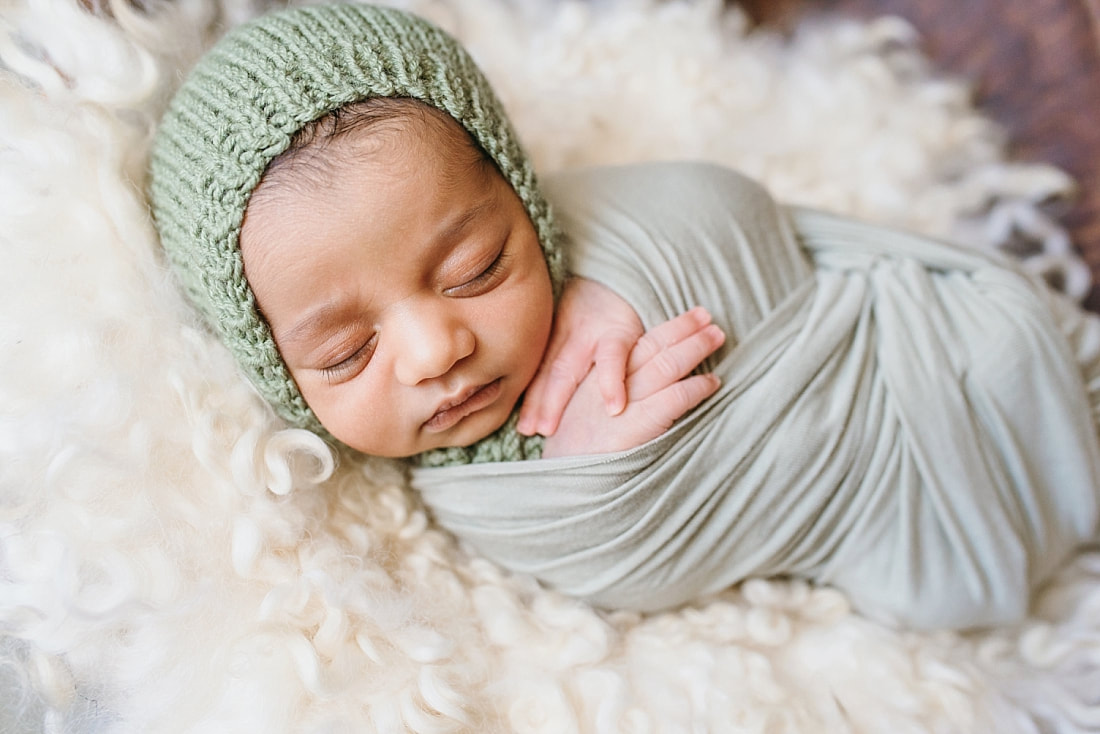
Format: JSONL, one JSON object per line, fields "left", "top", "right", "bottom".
{"left": 149, "top": 3, "right": 564, "bottom": 432}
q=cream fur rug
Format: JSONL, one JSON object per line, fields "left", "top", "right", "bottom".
{"left": 2, "top": 0, "right": 1099, "bottom": 731}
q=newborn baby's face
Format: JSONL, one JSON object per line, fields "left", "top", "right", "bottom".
{"left": 239, "top": 110, "right": 554, "bottom": 457}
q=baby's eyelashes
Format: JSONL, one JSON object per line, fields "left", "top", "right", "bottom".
{"left": 444, "top": 244, "right": 510, "bottom": 298}
{"left": 319, "top": 335, "right": 377, "bottom": 383}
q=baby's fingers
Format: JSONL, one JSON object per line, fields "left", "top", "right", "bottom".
{"left": 593, "top": 333, "right": 633, "bottom": 416}
{"left": 631, "top": 373, "right": 722, "bottom": 438}
{"left": 518, "top": 351, "right": 594, "bottom": 436}
{"left": 627, "top": 307, "right": 713, "bottom": 374}
{"left": 627, "top": 322, "right": 725, "bottom": 400}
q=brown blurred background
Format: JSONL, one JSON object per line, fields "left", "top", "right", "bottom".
{"left": 736, "top": 0, "right": 1100, "bottom": 310}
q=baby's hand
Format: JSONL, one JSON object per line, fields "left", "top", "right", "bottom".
{"left": 518, "top": 277, "right": 644, "bottom": 437}
{"left": 541, "top": 307, "right": 725, "bottom": 458}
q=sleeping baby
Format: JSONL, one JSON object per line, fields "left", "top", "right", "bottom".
{"left": 149, "top": 3, "right": 1100, "bottom": 630}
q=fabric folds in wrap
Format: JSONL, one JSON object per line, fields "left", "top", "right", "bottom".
{"left": 412, "top": 162, "right": 1100, "bottom": 629}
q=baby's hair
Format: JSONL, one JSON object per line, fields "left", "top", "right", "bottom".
{"left": 250, "top": 96, "right": 493, "bottom": 210}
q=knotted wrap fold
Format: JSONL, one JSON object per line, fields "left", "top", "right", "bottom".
{"left": 412, "top": 162, "right": 1100, "bottom": 629}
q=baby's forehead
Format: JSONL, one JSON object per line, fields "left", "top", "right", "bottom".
{"left": 252, "top": 100, "right": 485, "bottom": 201}
{"left": 242, "top": 108, "right": 500, "bottom": 264}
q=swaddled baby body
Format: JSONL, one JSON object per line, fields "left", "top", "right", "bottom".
{"left": 416, "top": 161, "right": 1100, "bottom": 629}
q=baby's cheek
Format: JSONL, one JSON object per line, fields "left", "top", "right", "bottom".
{"left": 513, "top": 294, "right": 553, "bottom": 376}
{"left": 302, "top": 376, "right": 397, "bottom": 456}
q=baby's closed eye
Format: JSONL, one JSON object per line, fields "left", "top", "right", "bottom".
{"left": 320, "top": 333, "right": 378, "bottom": 383}
{"left": 443, "top": 240, "right": 510, "bottom": 297}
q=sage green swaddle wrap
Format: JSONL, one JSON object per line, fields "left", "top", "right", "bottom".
{"left": 412, "top": 162, "right": 1100, "bottom": 629}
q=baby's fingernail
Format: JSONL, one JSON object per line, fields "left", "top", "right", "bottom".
{"left": 517, "top": 418, "right": 533, "bottom": 435}
{"left": 606, "top": 397, "right": 624, "bottom": 415}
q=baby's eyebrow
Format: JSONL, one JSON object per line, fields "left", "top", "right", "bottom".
{"left": 278, "top": 301, "right": 353, "bottom": 351}
{"left": 437, "top": 198, "right": 495, "bottom": 246}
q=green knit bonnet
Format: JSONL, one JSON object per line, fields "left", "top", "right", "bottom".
{"left": 149, "top": 3, "right": 565, "bottom": 436}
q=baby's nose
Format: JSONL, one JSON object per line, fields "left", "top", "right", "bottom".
{"left": 391, "top": 302, "right": 475, "bottom": 385}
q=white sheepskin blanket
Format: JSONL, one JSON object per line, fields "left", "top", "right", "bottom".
{"left": 3, "top": 0, "right": 1099, "bottom": 731}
